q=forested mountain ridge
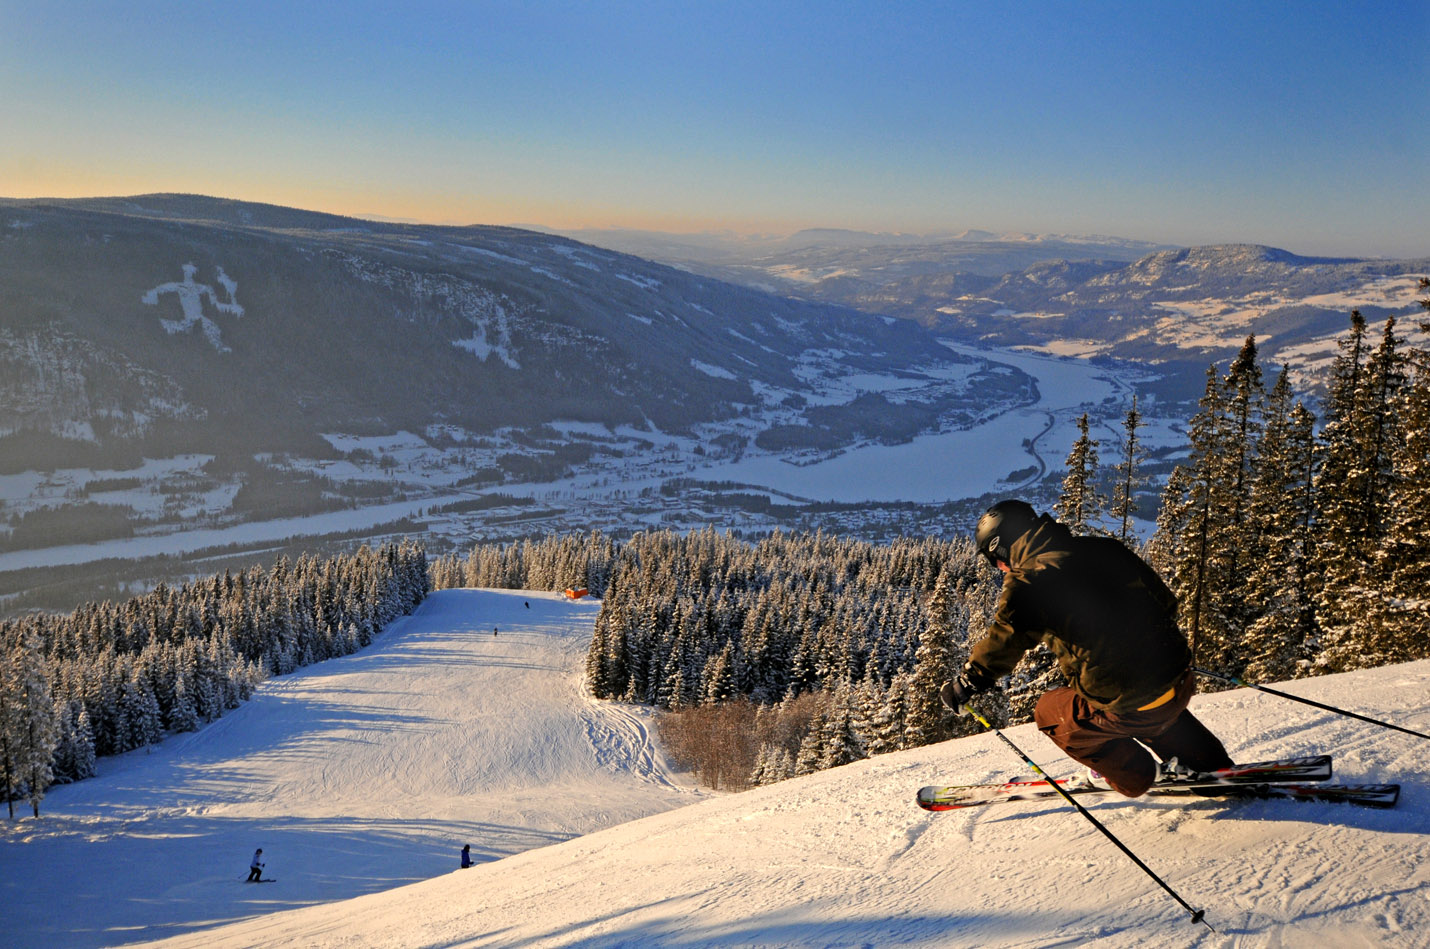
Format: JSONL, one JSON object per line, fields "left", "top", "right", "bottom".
{"left": 0, "top": 194, "right": 983, "bottom": 474}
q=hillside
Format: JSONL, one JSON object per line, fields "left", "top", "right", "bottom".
{"left": 558, "top": 226, "right": 1429, "bottom": 373}
{"left": 4, "top": 589, "right": 1428, "bottom": 948}
{"left": 0, "top": 589, "right": 709, "bottom": 948}
{"left": 0, "top": 194, "right": 986, "bottom": 472}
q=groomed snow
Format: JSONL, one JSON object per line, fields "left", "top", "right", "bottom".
{"left": 4, "top": 590, "right": 1429, "bottom": 948}
{"left": 0, "top": 590, "right": 707, "bottom": 948}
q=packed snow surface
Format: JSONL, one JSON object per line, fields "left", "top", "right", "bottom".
{"left": 4, "top": 590, "right": 1429, "bottom": 948}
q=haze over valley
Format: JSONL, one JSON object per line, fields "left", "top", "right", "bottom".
{"left": 1, "top": 195, "right": 1426, "bottom": 615}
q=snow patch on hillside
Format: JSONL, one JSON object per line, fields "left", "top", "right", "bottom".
{"left": 141, "top": 263, "right": 244, "bottom": 352}
{"left": 692, "top": 359, "right": 737, "bottom": 379}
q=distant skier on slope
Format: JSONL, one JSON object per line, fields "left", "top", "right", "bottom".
{"left": 247, "top": 848, "right": 265, "bottom": 882}
{"left": 461, "top": 844, "right": 473, "bottom": 868}
{"left": 941, "top": 499, "right": 1233, "bottom": 797}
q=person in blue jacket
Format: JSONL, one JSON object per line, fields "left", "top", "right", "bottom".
{"left": 460, "top": 844, "right": 474, "bottom": 868}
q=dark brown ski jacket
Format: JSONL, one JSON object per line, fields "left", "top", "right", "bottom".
{"left": 967, "top": 515, "right": 1191, "bottom": 713}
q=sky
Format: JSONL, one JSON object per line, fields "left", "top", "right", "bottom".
{"left": 2, "top": 0, "right": 1426, "bottom": 257}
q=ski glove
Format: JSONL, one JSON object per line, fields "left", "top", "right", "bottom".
{"left": 940, "top": 664, "right": 996, "bottom": 711}
{"left": 940, "top": 675, "right": 979, "bottom": 711}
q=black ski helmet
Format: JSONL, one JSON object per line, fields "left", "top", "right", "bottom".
{"left": 974, "top": 500, "right": 1039, "bottom": 566}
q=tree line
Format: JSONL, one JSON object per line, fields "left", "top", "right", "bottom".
{"left": 583, "top": 300, "right": 1430, "bottom": 789}
{"left": 1148, "top": 298, "right": 1430, "bottom": 683}
{"left": 1, "top": 540, "right": 428, "bottom": 817}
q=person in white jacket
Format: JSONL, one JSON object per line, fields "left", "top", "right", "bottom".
{"left": 247, "top": 848, "right": 265, "bottom": 882}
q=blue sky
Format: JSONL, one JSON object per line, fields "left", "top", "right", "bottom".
{"left": 2, "top": 1, "right": 1425, "bottom": 256}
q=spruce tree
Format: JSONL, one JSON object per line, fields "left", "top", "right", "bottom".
{"left": 0, "top": 636, "right": 18, "bottom": 818}
{"left": 1315, "top": 314, "right": 1409, "bottom": 670}
{"left": 905, "top": 568, "right": 966, "bottom": 746}
{"left": 10, "top": 627, "right": 56, "bottom": 817}
{"left": 1109, "top": 396, "right": 1145, "bottom": 544}
{"left": 1055, "top": 413, "right": 1103, "bottom": 534}
{"left": 1375, "top": 284, "right": 1430, "bottom": 662}
{"left": 1153, "top": 365, "right": 1235, "bottom": 669}
{"left": 1242, "top": 370, "right": 1318, "bottom": 681}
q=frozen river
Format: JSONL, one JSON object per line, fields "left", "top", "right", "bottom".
{"left": 698, "top": 344, "right": 1141, "bottom": 503}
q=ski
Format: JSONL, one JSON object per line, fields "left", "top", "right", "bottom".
{"left": 917, "top": 755, "right": 1332, "bottom": 810}
{"left": 1159, "top": 782, "right": 1399, "bottom": 809}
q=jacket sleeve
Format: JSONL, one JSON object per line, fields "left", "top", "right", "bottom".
{"left": 966, "top": 578, "right": 1041, "bottom": 684}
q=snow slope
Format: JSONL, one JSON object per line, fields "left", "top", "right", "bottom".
{"left": 5, "top": 591, "right": 1430, "bottom": 949}
{"left": 0, "top": 590, "right": 707, "bottom": 948}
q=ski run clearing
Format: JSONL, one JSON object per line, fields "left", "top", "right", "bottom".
{"left": 3, "top": 589, "right": 1429, "bottom": 949}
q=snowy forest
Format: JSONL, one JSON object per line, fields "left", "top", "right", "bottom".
{"left": 0, "top": 541, "right": 429, "bottom": 817}
{"left": 431, "top": 295, "right": 1430, "bottom": 790}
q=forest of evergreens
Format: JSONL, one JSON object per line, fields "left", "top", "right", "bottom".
{"left": 436, "top": 295, "right": 1430, "bottom": 790}
{"left": 0, "top": 541, "right": 428, "bottom": 816}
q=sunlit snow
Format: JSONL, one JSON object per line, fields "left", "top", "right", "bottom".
{"left": 3, "top": 589, "right": 1427, "bottom": 948}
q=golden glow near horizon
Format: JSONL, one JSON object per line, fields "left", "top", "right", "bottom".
{"left": 3, "top": 3, "right": 1426, "bottom": 257}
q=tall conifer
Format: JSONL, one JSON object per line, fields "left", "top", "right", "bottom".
{"left": 1109, "top": 396, "right": 1145, "bottom": 544}
{"left": 1056, "top": 413, "right": 1102, "bottom": 534}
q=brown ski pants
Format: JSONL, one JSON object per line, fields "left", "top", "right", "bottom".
{"left": 1033, "top": 670, "right": 1232, "bottom": 797}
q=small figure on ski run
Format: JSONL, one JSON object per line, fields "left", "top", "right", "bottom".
{"left": 247, "top": 848, "right": 264, "bottom": 882}
{"left": 941, "top": 499, "right": 1233, "bottom": 797}
{"left": 460, "top": 844, "right": 473, "bottom": 869}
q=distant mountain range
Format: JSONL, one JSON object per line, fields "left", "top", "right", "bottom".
{"left": 0, "top": 195, "right": 995, "bottom": 475}
{"left": 554, "top": 226, "right": 1429, "bottom": 380}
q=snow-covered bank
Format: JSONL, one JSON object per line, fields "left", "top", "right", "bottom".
{"left": 4, "top": 590, "right": 1428, "bottom": 948}
{"left": 0, "top": 590, "right": 706, "bottom": 948}
{"left": 137, "top": 659, "right": 1430, "bottom": 949}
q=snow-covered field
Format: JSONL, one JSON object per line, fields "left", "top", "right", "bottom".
{"left": 4, "top": 589, "right": 1429, "bottom": 948}
{"left": 0, "top": 343, "right": 1156, "bottom": 578}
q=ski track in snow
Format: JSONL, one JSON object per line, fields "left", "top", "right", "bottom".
{"left": 0, "top": 589, "right": 707, "bottom": 948}
{"left": 3, "top": 592, "right": 1429, "bottom": 949}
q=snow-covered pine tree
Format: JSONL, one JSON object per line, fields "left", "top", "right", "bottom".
{"left": 867, "top": 671, "right": 910, "bottom": 756}
{"left": 1213, "top": 336, "right": 1266, "bottom": 661}
{"left": 793, "top": 712, "right": 826, "bottom": 776}
{"left": 167, "top": 667, "right": 200, "bottom": 734}
{"left": 1152, "top": 365, "right": 1236, "bottom": 671}
{"left": 701, "top": 641, "right": 736, "bottom": 705}
{"left": 0, "top": 634, "right": 19, "bottom": 819}
{"left": 816, "top": 682, "right": 865, "bottom": 770}
{"left": 8, "top": 626, "right": 57, "bottom": 817}
{"left": 1315, "top": 314, "right": 1409, "bottom": 670}
{"left": 1378, "top": 281, "right": 1430, "bottom": 661}
{"left": 1241, "top": 369, "right": 1319, "bottom": 682}
{"left": 904, "top": 569, "right": 963, "bottom": 747}
{"left": 1108, "top": 396, "right": 1145, "bottom": 545}
{"left": 1055, "top": 412, "right": 1103, "bottom": 535}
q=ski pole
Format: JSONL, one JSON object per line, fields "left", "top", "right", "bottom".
{"left": 960, "top": 703, "right": 1214, "bottom": 933}
{"left": 1194, "top": 669, "right": 1430, "bottom": 742}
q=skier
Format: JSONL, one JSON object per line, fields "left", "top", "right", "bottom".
{"left": 247, "top": 848, "right": 265, "bottom": 882}
{"left": 460, "top": 844, "right": 473, "bottom": 869}
{"left": 941, "top": 499, "right": 1233, "bottom": 797}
